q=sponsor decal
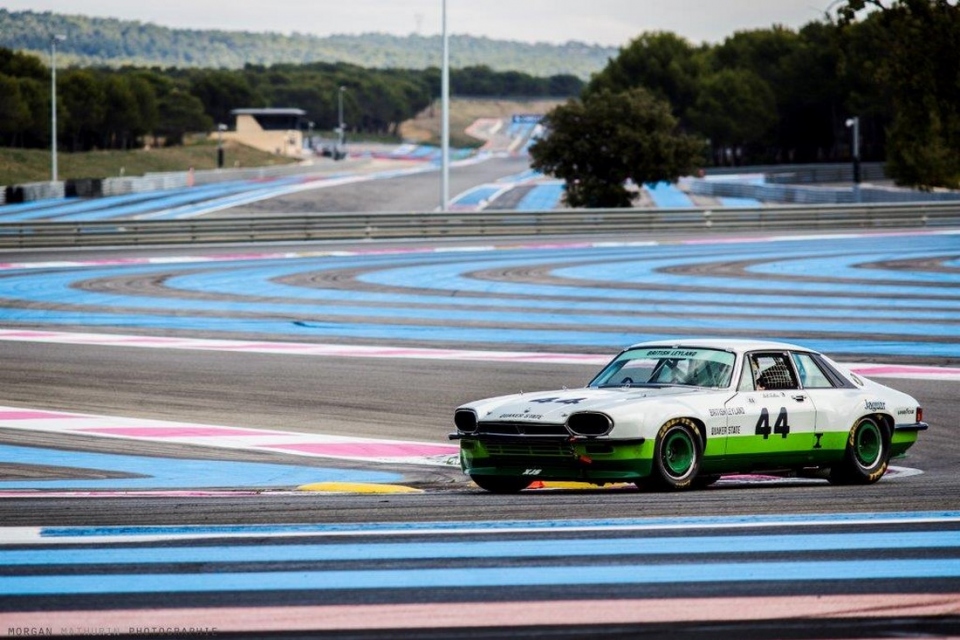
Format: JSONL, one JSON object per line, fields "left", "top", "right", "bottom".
{"left": 646, "top": 349, "right": 698, "bottom": 357}
{"left": 711, "top": 425, "right": 742, "bottom": 436}
{"left": 530, "top": 397, "right": 587, "bottom": 405}
{"left": 498, "top": 413, "right": 543, "bottom": 420}
{"left": 865, "top": 400, "right": 887, "bottom": 411}
{"left": 709, "top": 407, "right": 746, "bottom": 417}
{"left": 896, "top": 407, "right": 915, "bottom": 416}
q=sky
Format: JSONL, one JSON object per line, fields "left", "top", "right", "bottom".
{"left": 2, "top": 1, "right": 840, "bottom": 46}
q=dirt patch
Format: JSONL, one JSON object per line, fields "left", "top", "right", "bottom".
{"left": 399, "top": 98, "right": 564, "bottom": 147}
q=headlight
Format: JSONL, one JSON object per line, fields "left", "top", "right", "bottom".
{"left": 455, "top": 409, "right": 478, "bottom": 433}
{"left": 566, "top": 412, "right": 613, "bottom": 437}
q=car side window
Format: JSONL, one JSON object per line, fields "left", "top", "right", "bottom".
{"left": 749, "top": 353, "right": 799, "bottom": 390}
{"left": 791, "top": 352, "right": 836, "bottom": 388}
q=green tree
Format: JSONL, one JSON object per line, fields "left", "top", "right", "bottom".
{"left": 0, "top": 47, "right": 46, "bottom": 81}
{"left": 530, "top": 88, "right": 704, "bottom": 208}
{"left": 190, "top": 70, "right": 263, "bottom": 125}
{"left": 585, "top": 32, "right": 705, "bottom": 124}
{"left": 708, "top": 26, "right": 831, "bottom": 163}
{"left": 60, "top": 69, "right": 106, "bottom": 151}
{"left": 16, "top": 77, "right": 48, "bottom": 148}
{"left": 838, "top": 0, "right": 960, "bottom": 188}
{"left": 126, "top": 74, "right": 160, "bottom": 144}
{"left": 687, "top": 69, "right": 777, "bottom": 163}
{"left": 101, "top": 75, "right": 141, "bottom": 149}
{"left": 156, "top": 88, "right": 212, "bottom": 146}
{"left": 0, "top": 73, "right": 30, "bottom": 146}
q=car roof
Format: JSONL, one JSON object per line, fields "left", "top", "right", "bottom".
{"left": 624, "top": 338, "right": 817, "bottom": 355}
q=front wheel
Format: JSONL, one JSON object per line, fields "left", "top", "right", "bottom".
{"left": 651, "top": 418, "right": 702, "bottom": 491}
{"left": 829, "top": 417, "right": 890, "bottom": 485}
{"left": 470, "top": 475, "right": 533, "bottom": 494}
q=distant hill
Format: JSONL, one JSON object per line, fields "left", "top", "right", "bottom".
{"left": 0, "top": 9, "right": 617, "bottom": 79}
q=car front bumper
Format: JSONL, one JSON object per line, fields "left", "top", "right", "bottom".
{"left": 452, "top": 435, "right": 652, "bottom": 483}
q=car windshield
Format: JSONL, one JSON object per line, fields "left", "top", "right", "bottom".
{"left": 589, "top": 347, "right": 736, "bottom": 389}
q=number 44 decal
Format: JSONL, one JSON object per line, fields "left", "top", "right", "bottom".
{"left": 755, "top": 407, "right": 790, "bottom": 439}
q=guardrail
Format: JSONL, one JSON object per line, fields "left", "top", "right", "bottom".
{"left": 0, "top": 202, "right": 958, "bottom": 249}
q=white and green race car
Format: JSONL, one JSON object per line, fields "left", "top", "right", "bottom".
{"left": 451, "top": 339, "right": 927, "bottom": 493}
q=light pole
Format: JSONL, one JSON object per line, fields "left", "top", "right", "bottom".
{"left": 337, "top": 86, "right": 346, "bottom": 153}
{"left": 845, "top": 116, "right": 861, "bottom": 201}
{"left": 50, "top": 34, "right": 66, "bottom": 182}
{"left": 216, "top": 123, "right": 227, "bottom": 169}
{"left": 440, "top": 0, "right": 450, "bottom": 211}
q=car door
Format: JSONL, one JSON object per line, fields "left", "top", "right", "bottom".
{"left": 722, "top": 351, "right": 820, "bottom": 467}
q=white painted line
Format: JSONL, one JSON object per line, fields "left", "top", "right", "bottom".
{"left": 1, "top": 329, "right": 958, "bottom": 379}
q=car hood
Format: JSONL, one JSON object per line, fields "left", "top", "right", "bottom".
{"left": 471, "top": 386, "right": 705, "bottom": 424}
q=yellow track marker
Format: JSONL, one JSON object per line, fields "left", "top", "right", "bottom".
{"left": 297, "top": 482, "right": 423, "bottom": 494}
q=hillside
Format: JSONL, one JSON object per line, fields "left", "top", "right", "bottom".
{"left": 0, "top": 10, "right": 616, "bottom": 79}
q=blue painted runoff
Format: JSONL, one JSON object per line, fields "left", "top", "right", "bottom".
{"left": 4, "top": 531, "right": 959, "bottom": 566}
{"left": 0, "top": 444, "right": 399, "bottom": 490}
{"left": 3, "top": 559, "right": 959, "bottom": 595}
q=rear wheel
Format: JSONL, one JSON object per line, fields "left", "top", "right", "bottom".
{"left": 651, "top": 418, "right": 702, "bottom": 491}
{"left": 829, "top": 417, "right": 890, "bottom": 485}
{"left": 470, "top": 475, "right": 533, "bottom": 494}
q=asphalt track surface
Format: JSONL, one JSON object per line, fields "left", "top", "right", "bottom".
{"left": 0, "top": 156, "right": 959, "bottom": 638}
{"left": 222, "top": 155, "right": 534, "bottom": 214}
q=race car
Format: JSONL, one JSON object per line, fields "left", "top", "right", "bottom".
{"left": 451, "top": 339, "right": 927, "bottom": 492}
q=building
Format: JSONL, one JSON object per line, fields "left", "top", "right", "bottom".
{"left": 219, "top": 108, "right": 307, "bottom": 158}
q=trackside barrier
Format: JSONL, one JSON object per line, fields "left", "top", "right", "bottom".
{"left": 704, "top": 162, "right": 886, "bottom": 183}
{"left": 102, "top": 174, "right": 190, "bottom": 196}
{"left": 3, "top": 181, "right": 65, "bottom": 204}
{"left": 686, "top": 178, "right": 960, "bottom": 205}
{"left": 0, "top": 202, "right": 958, "bottom": 249}
{"left": 9, "top": 158, "right": 369, "bottom": 201}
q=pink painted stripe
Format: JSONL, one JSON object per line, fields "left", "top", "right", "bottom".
{"left": 0, "top": 490, "right": 273, "bottom": 498}
{"left": 0, "top": 410, "right": 84, "bottom": 420}
{"left": 851, "top": 364, "right": 960, "bottom": 376}
{"left": 263, "top": 442, "right": 459, "bottom": 457}
{"left": 1, "top": 594, "right": 956, "bottom": 632}
{"left": 0, "top": 330, "right": 57, "bottom": 338}
{"left": 77, "top": 426, "right": 274, "bottom": 438}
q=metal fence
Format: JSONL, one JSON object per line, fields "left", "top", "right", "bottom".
{"left": 1, "top": 202, "right": 957, "bottom": 249}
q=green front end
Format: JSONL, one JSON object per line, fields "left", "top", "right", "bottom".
{"left": 459, "top": 437, "right": 653, "bottom": 484}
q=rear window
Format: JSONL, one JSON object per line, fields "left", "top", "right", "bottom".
{"left": 792, "top": 352, "right": 836, "bottom": 388}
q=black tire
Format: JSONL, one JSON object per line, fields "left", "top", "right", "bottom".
{"left": 470, "top": 475, "right": 533, "bottom": 494}
{"left": 651, "top": 418, "right": 703, "bottom": 491}
{"left": 693, "top": 474, "right": 721, "bottom": 488}
{"left": 829, "top": 417, "right": 890, "bottom": 485}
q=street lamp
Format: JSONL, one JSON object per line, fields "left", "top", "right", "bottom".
{"left": 337, "top": 86, "right": 346, "bottom": 154}
{"left": 216, "top": 123, "right": 227, "bottom": 169}
{"left": 440, "top": 0, "right": 450, "bottom": 211}
{"left": 50, "top": 34, "right": 66, "bottom": 182}
{"left": 845, "top": 116, "right": 861, "bottom": 201}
